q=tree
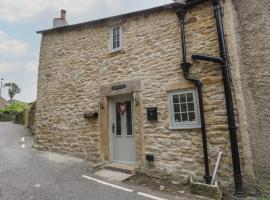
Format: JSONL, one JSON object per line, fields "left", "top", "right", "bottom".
{"left": 4, "top": 82, "right": 21, "bottom": 101}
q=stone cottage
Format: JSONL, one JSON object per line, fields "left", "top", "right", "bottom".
{"left": 36, "top": 0, "right": 269, "bottom": 194}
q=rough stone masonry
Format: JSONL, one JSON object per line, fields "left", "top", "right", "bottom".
{"left": 35, "top": 1, "right": 254, "bottom": 191}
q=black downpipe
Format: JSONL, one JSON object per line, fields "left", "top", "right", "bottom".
{"left": 212, "top": 0, "right": 243, "bottom": 194}
{"left": 176, "top": 6, "right": 212, "bottom": 184}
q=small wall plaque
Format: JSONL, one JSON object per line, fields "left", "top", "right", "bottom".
{"left": 147, "top": 107, "right": 158, "bottom": 121}
{"left": 112, "top": 84, "right": 126, "bottom": 90}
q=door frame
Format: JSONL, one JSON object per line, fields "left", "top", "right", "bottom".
{"left": 109, "top": 93, "right": 136, "bottom": 164}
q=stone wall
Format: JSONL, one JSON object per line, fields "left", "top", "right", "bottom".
{"left": 36, "top": 1, "right": 243, "bottom": 188}
{"left": 230, "top": 0, "right": 270, "bottom": 194}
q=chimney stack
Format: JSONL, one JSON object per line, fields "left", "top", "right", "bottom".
{"left": 61, "top": 9, "right": 66, "bottom": 19}
{"left": 53, "top": 9, "right": 68, "bottom": 28}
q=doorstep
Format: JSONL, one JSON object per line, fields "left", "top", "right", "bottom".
{"left": 94, "top": 169, "right": 133, "bottom": 182}
{"left": 103, "top": 162, "right": 137, "bottom": 175}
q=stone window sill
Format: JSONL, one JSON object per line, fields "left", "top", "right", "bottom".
{"left": 108, "top": 49, "right": 126, "bottom": 57}
{"left": 169, "top": 125, "right": 201, "bottom": 130}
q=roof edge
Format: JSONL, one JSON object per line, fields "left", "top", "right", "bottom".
{"left": 37, "top": 3, "right": 179, "bottom": 34}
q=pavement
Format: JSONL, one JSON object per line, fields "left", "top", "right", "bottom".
{"left": 0, "top": 122, "right": 201, "bottom": 200}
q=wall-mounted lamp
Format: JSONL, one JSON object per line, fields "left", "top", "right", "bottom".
{"left": 83, "top": 111, "right": 98, "bottom": 119}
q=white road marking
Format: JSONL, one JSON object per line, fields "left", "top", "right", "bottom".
{"left": 82, "top": 175, "right": 170, "bottom": 200}
{"left": 137, "top": 192, "right": 168, "bottom": 200}
{"left": 82, "top": 175, "right": 133, "bottom": 192}
{"left": 34, "top": 184, "right": 41, "bottom": 187}
{"left": 21, "top": 137, "right": 25, "bottom": 142}
{"left": 21, "top": 144, "right": 25, "bottom": 148}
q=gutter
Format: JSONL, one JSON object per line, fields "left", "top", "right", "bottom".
{"left": 176, "top": 0, "right": 243, "bottom": 195}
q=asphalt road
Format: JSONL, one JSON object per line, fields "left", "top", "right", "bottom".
{"left": 0, "top": 122, "right": 202, "bottom": 200}
{"left": 0, "top": 122, "right": 155, "bottom": 200}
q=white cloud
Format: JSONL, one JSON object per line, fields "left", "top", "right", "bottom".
{"left": 0, "top": 1, "right": 43, "bottom": 22}
{"left": 0, "top": 62, "right": 18, "bottom": 73}
{"left": 0, "top": 61, "right": 38, "bottom": 74}
{"left": 24, "top": 61, "right": 38, "bottom": 73}
{"left": 0, "top": 0, "right": 121, "bottom": 22}
{"left": 0, "top": 30, "right": 29, "bottom": 55}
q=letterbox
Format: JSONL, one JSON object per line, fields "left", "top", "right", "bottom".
{"left": 147, "top": 107, "right": 157, "bottom": 121}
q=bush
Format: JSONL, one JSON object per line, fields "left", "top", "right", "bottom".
{"left": 1, "top": 102, "right": 29, "bottom": 114}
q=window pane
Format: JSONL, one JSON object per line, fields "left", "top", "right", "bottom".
{"left": 113, "top": 42, "right": 117, "bottom": 49}
{"left": 126, "top": 101, "right": 132, "bottom": 136}
{"left": 174, "top": 104, "right": 180, "bottom": 112}
{"left": 180, "top": 94, "right": 186, "bottom": 103}
{"left": 112, "top": 27, "right": 121, "bottom": 49}
{"left": 173, "top": 95, "right": 179, "bottom": 103}
{"left": 180, "top": 103, "right": 187, "bottom": 112}
{"left": 189, "top": 112, "right": 196, "bottom": 121}
{"left": 113, "top": 27, "right": 119, "bottom": 35}
{"left": 187, "top": 93, "right": 194, "bottom": 102}
{"left": 115, "top": 103, "right": 121, "bottom": 136}
{"left": 188, "top": 103, "right": 195, "bottom": 111}
{"left": 181, "top": 113, "right": 188, "bottom": 122}
{"left": 116, "top": 27, "right": 120, "bottom": 34}
{"left": 175, "top": 113, "right": 181, "bottom": 122}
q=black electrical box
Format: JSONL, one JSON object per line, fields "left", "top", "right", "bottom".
{"left": 147, "top": 107, "right": 158, "bottom": 121}
{"left": 146, "top": 154, "right": 154, "bottom": 162}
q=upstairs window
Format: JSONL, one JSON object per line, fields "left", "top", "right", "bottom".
{"left": 169, "top": 89, "right": 201, "bottom": 129}
{"left": 110, "top": 26, "right": 122, "bottom": 52}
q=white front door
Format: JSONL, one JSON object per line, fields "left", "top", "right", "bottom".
{"left": 110, "top": 95, "right": 136, "bottom": 163}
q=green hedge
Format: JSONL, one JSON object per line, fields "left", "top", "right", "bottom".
{"left": 1, "top": 102, "right": 29, "bottom": 113}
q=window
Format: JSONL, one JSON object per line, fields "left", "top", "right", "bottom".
{"left": 126, "top": 101, "right": 133, "bottom": 136}
{"left": 169, "top": 89, "right": 201, "bottom": 129}
{"left": 115, "top": 103, "right": 122, "bottom": 136}
{"left": 114, "top": 101, "right": 133, "bottom": 136}
{"left": 110, "top": 26, "right": 122, "bottom": 52}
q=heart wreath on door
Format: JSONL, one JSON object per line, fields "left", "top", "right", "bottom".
{"left": 117, "top": 102, "right": 127, "bottom": 114}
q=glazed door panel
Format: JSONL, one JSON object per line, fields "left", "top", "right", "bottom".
{"left": 110, "top": 95, "right": 136, "bottom": 163}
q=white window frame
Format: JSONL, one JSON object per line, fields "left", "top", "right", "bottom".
{"left": 169, "top": 89, "right": 201, "bottom": 129}
{"left": 110, "top": 25, "right": 122, "bottom": 53}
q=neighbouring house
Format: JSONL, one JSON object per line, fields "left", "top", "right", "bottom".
{"left": 0, "top": 96, "right": 7, "bottom": 109}
{"left": 35, "top": 0, "right": 269, "bottom": 194}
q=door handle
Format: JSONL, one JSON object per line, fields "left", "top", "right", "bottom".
{"left": 112, "top": 124, "right": 115, "bottom": 133}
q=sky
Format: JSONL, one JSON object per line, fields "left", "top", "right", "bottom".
{"left": 0, "top": 0, "right": 172, "bottom": 103}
